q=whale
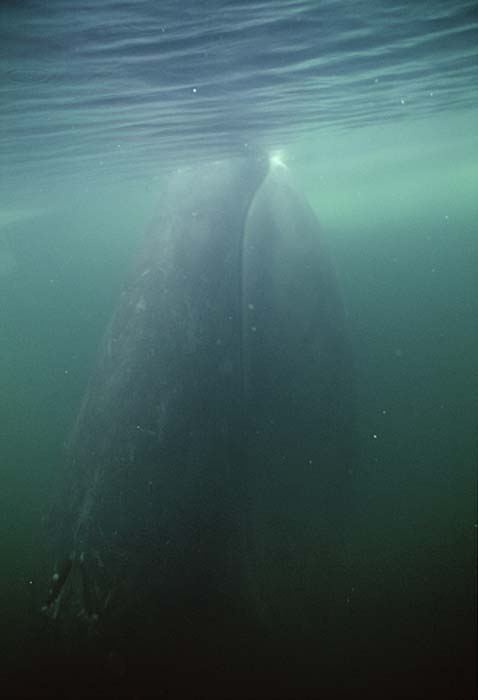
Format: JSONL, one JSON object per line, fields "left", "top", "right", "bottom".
{"left": 40, "top": 155, "right": 357, "bottom": 694}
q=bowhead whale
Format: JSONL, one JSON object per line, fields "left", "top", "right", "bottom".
{"left": 39, "top": 155, "right": 356, "bottom": 696}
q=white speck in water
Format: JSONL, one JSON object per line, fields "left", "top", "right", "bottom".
{"left": 136, "top": 296, "right": 147, "bottom": 312}
{"left": 372, "top": 434, "right": 378, "bottom": 439}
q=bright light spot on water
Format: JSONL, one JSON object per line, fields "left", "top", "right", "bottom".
{"left": 269, "top": 150, "right": 287, "bottom": 169}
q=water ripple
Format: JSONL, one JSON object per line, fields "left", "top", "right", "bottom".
{"left": 1, "top": 0, "right": 477, "bottom": 183}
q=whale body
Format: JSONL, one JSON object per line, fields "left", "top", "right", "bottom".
{"left": 42, "top": 156, "right": 356, "bottom": 694}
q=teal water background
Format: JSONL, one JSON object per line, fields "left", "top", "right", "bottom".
{"left": 0, "top": 1, "right": 476, "bottom": 692}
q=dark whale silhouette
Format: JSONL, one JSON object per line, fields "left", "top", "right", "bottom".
{"left": 40, "top": 155, "right": 356, "bottom": 695}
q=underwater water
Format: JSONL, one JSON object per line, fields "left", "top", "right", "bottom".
{"left": 1, "top": 1, "right": 477, "bottom": 697}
